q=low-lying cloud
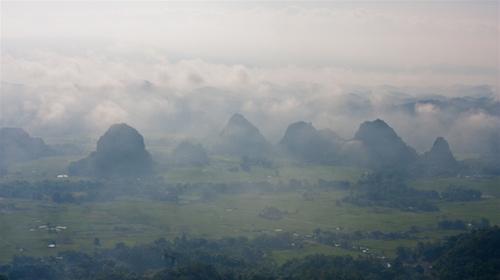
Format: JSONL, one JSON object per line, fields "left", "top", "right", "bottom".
{"left": 1, "top": 49, "right": 498, "bottom": 157}
{"left": 1, "top": 2, "right": 498, "bottom": 156}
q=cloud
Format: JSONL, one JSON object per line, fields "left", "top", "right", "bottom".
{"left": 1, "top": 49, "right": 499, "bottom": 157}
{"left": 415, "top": 103, "right": 439, "bottom": 115}
{"left": 2, "top": 2, "right": 498, "bottom": 75}
{"left": 1, "top": 2, "right": 498, "bottom": 156}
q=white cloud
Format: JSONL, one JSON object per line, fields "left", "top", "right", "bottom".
{"left": 1, "top": 2, "right": 498, "bottom": 155}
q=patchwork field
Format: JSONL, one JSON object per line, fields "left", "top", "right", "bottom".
{"left": 1, "top": 156, "right": 499, "bottom": 264}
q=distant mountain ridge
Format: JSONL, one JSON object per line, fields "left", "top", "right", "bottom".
{"left": 213, "top": 113, "right": 271, "bottom": 157}
{"left": 279, "top": 121, "right": 341, "bottom": 164}
{"left": 352, "top": 119, "right": 418, "bottom": 169}
{"left": 0, "top": 127, "right": 55, "bottom": 168}
{"left": 68, "top": 123, "right": 153, "bottom": 178}
{"left": 172, "top": 141, "right": 209, "bottom": 167}
{"left": 417, "top": 137, "right": 460, "bottom": 176}
{"left": 210, "top": 114, "right": 463, "bottom": 176}
{"left": 276, "top": 117, "right": 462, "bottom": 176}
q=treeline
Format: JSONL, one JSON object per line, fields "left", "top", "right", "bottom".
{"left": 1, "top": 227, "right": 498, "bottom": 279}
{"left": 344, "top": 171, "right": 483, "bottom": 212}
{"left": 0, "top": 174, "right": 483, "bottom": 211}
{"left": 311, "top": 227, "right": 420, "bottom": 252}
{"left": 0, "top": 180, "right": 102, "bottom": 204}
{"left": 395, "top": 226, "right": 500, "bottom": 280}
{"left": 0, "top": 235, "right": 404, "bottom": 280}
{"left": 0, "top": 177, "right": 351, "bottom": 205}
{"left": 344, "top": 172, "right": 439, "bottom": 212}
{"left": 440, "top": 186, "right": 482, "bottom": 202}
{"left": 437, "top": 218, "right": 490, "bottom": 230}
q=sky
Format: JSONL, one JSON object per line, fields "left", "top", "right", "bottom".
{"left": 1, "top": 1, "right": 499, "bottom": 154}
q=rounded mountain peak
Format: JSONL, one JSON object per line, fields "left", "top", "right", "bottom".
{"left": 424, "top": 136, "right": 456, "bottom": 163}
{"left": 69, "top": 123, "right": 153, "bottom": 178}
{"left": 215, "top": 114, "right": 270, "bottom": 157}
{"left": 279, "top": 121, "right": 340, "bottom": 164}
{"left": 0, "top": 127, "right": 54, "bottom": 163}
{"left": 280, "top": 121, "right": 317, "bottom": 144}
{"left": 353, "top": 119, "right": 418, "bottom": 169}
{"left": 222, "top": 113, "right": 260, "bottom": 136}
{"left": 96, "top": 123, "right": 146, "bottom": 154}
{"left": 354, "top": 119, "right": 398, "bottom": 141}
{"left": 0, "top": 127, "right": 31, "bottom": 138}
{"left": 420, "top": 136, "right": 458, "bottom": 176}
{"left": 228, "top": 113, "right": 249, "bottom": 125}
{"left": 431, "top": 137, "right": 451, "bottom": 153}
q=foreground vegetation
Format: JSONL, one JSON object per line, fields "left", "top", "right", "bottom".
{"left": 1, "top": 156, "right": 499, "bottom": 266}
{"left": 0, "top": 145, "right": 498, "bottom": 280}
{"left": 1, "top": 227, "right": 499, "bottom": 279}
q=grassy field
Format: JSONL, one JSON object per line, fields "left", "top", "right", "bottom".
{"left": 272, "top": 243, "right": 358, "bottom": 265}
{"left": 162, "top": 156, "right": 366, "bottom": 184}
{"left": 2, "top": 155, "right": 83, "bottom": 181}
{"left": 1, "top": 187, "right": 499, "bottom": 263}
{"left": 410, "top": 176, "right": 500, "bottom": 197}
{"left": 1, "top": 156, "right": 499, "bottom": 264}
{"left": 2, "top": 154, "right": 365, "bottom": 184}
